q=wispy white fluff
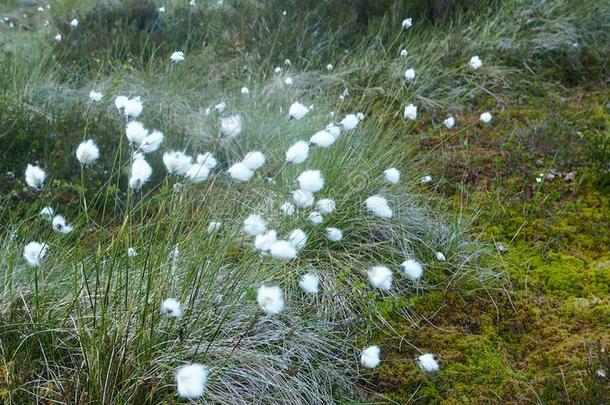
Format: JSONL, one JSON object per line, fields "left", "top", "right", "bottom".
{"left": 89, "top": 90, "right": 103, "bottom": 102}
{"left": 163, "top": 151, "right": 192, "bottom": 176}
{"left": 114, "top": 95, "right": 128, "bottom": 110}
{"left": 52, "top": 215, "right": 74, "bottom": 234}
{"left": 287, "top": 229, "right": 307, "bottom": 250}
{"left": 400, "top": 49, "right": 408, "bottom": 57}
{"left": 316, "top": 198, "right": 335, "bottom": 215}
{"left": 285, "top": 77, "right": 293, "bottom": 86}
{"left": 207, "top": 221, "right": 222, "bottom": 234}
{"left": 404, "top": 104, "right": 417, "bottom": 120}
{"left": 384, "top": 168, "right": 400, "bottom": 184}
{"left": 129, "top": 157, "right": 153, "bottom": 190}
{"left": 417, "top": 353, "right": 440, "bottom": 372}
{"left": 421, "top": 175, "right": 432, "bottom": 184}
{"left": 365, "top": 195, "right": 393, "bottom": 219}
{"left": 269, "top": 240, "right": 297, "bottom": 260}
{"left": 196, "top": 152, "right": 217, "bottom": 169}
{"left": 140, "top": 130, "right": 164, "bottom": 153}
{"left": 127, "top": 247, "right": 137, "bottom": 257}
{"left": 76, "top": 139, "right": 100, "bottom": 165}
{"left": 255, "top": 230, "right": 277, "bottom": 253}
{"left": 325, "top": 124, "right": 341, "bottom": 138}
{"left": 274, "top": 66, "right": 282, "bottom": 74}
{"left": 340, "top": 114, "right": 359, "bottom": 131}
{"left": 170, "top": 51, "right": 185, "bottom": 62}
{"left": 123, "top": 97, "right": 143, "bottom": 118}
{"left": 325, "top": 227, "right": 343, "bottom": 241}
{"left": 291, "top": 189, "right": 314, "bottom": 208}
{"left": 288, "top": 102, "right": 310, "bottom": 120}
{"left": 228, "top": 162, "right": 254, "bottom": 182}
{"left": 368, "top": 265, "right": 393, "bottom": 291}
{"left": 435, "top": 251, "right": 446, "bottom": 261}
{"left": 176, "top": 364, "right": 208, "bottom": 399}
{"left": 444, "top": 116, "right": 455, "bottom": 129}
{"left": 361, "top": 346, "right": 381, "bottom": 368}
{"left": 308, "top": 211, "right": 323, "bottom": 225}
{"left": 257, "top": 285, "right": 285, "bottom": 314}
{"left": 326, "top": 63, "right": 334, "bottom": 71}
{"left": 480, "top": 111, "right": 492, "bottom": 123}
{"left": 404, "top": 68, "right": 416, "bottom": 81}
{"left": 25, "top": 164, "right": 46, "bottom": 190}
{"left": 280, "top": 202, "right": 295, "bottom": 216}
{"left": 214, "top": 102, "right": 227, "bottom": 113}
{"left": 242, "top": 151, "right": 266, "bottom": 170}
{"left": 297, "top": 170, "right": 324, "bottom": 193}
{"left": 220, "top": 114, "right": 243, "bottom": 138}
{"left": 469, "top": 55, "right": 482, "bottom": 70}
{"left": 126, "top": 121, "right": 148, "bottom": 145}
{"left": 161, "top": 298, "right": 182, "bottom": 318}
{"left": 286, "top": 140, "right": 309, "bottom": 164}
{"left": 70, "top": 18, "right": 79, "bottom": 27}
{"left": 309, "top": 130, "right": 336, "bottom": 148}
{"left": 241, "top": 86, "right": 249, "bottom": 95}
{"left": 356, "top": 112, "right": 365, "bottom": 121}
{"left": 23, "top": 241, "right": 48, "bottom": 267}
{"left": 401, "top": 17, "right": 412, "bottom": 29}
{"left": 40, "top": 206, "right": 54, "bottom": 220}
{"left": 243, "top": 214, "right": 267, "bottom": 236}
{"left": 400, "top": 259, "right": 423, "bottom": 281}
{"left": 186, "top": 163, "right": 210, "bottom": 183}
{"left": 54, "top": 33, "right": 62, "bottom": 42}
{"left": 299, "top": 273, "right": 319, "bottom": 294}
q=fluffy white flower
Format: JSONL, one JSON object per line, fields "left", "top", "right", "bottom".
{"left": 400, "top": 259, "right": 423, "bottom": 281}
{"left": 299, "top": 273, "right": 319, "bottom": 294}
{"left": 159, "top": 6, "right": 165, "bottom": 12}
{"left": 401, "top": 18, "right": 412, "bottom": 29}
{"left": 421, "top": 175, "right": 432, "bottom": 184}
{"left": 326, "top": 63, "right": 334, "bottom": 71}
{"left": 287, "top": 229, "right": 307, "bottom": 250}
{"left": 417, "top": 353, "right": 440, "bottom": 372}
{"left": 316, "top": 198, "right": 336, "bottom": 215}
{"left": 435, "top": 251, "right": 446, "bottom": 261}
{"left": 243, "top": 214, "right": 267, "bottom": 236}
{"left": 89, "top": 90, "right": 103, "bottom": 102}
{"left": 40, "top": 206, "right": 54, "bottom": 220}
{"left": 207, "top": 221, "right": 222, "bottom": 234}
{"left": 70, "top": 18, "right": 79, "bottom": 27}
{"left": 404, "top": 104, "right": 417, "bottom": 120}
{"left": 54, "top": 33, "right": 62, "bottom": 42}
{"left": 469, "top": 55, "right": 483, "bottom": 70}
{"left": 368, "top": 265, "right": 393, "bottom": 291}
{"left": 127, "top": 247, "right": 137, "bottom": 257}
{"left": 114, "top": 95, "right": 128, "bottom": 110}
{"left": 23, "top": 241, "right": 48, "bottom": 267}
{"left": 176, "top": 364, "right": 208, "bottom": 399}
{"left": 286, "top": 140, "right": 309, "bottom": 164}
{"left": 257, "top": 285, "right": 285, "bottom": 314}
{"left": 340, "top": 114, "right": 359, "bottom": 130}
{"left": 52, "top": 215, "right": 74, "bottom": 234}
{"left": 288, "top": 101, "right": 310, "bottom": 120}
{"left": 25, "top": 164, "right": 46, "bottom": 190}
{"left": 124, "top": 97, "right": 143, "bottom": 118}
{"left": 125, "top": 121, "right": 148, "bottom": 145}
{"left": 214, "top": 102, "right": 226, "bottom": 112}
{"left": 170, "top": 51, "right": 185, "bottom": 62}
{"left": 365, "top": 195, "right": 393, "bottom": 219}
{"left": 444, "top": 116, "right": 455, "bottom": 129}
{"left": 297, "top": 170, "right": 324, "bottom": 193}
{"left": 284, "top": 58, "right": 291, "bottom": 66}
{"left": 196, "top": 152, "right": 217, "bottom": 169}
{"left": 325, "top": 124, "right": 341, "bottom": 138}
{"left": 309, "top": 129, "right": 336, "bottom": 148}
{"left": 480, "top": 111, "right": 492, "bottom": 123}
{"left": 75, "top": 139, "right": 99, "bottom": 165}
{"left": 325, "top": 227, "right": 343, "bottom": 241}
{"left": 255, "top": 230, "right": 277, "bottom": 253}
{"left": 227, "top": 162, "right": 254, "bottom": 182}
{"left": 163, "top": 151, "right": 192, "bottom": 176}
{"left": 291, "top": 189, "right": 314, "bottom": 207}
{"left": 404, "top": 68, "right": 416, "bottom": 81}
{"left": 361, "top": 346, "right": 381, "bottom": 368}
{"left": 400, "top": 49, "right": 408, "bottom": 57}
{"left": 186, "top": 163, "right": 210, "bottom": 183}
{"left": 129, "top": 158, "right": 153, "bottom": 190}
{"left": 269, "top": 240, "right": 297, "bottom": 260}
{"left": 241, "top": 86, "right": 249, "bottom": 95}
{"left": 283, "top": 77, "right": 293, "bottom": 86}
{"left": 280, "top": 202, "right": 295, "bottom": 216}
{"left": 220, "top": 114, "right": 243, "bottom": 138}
{"left": 384, "top": 168, "right": 400, "bottom": 184}
{"left": 308, "top": 211, "right": 323, "bottom": 225}
{"left": 161, "top": 298, "right": 182, "bottom": 318}
{"left": 274, "top": 66, "right": 282, "bottom": 74}
{"left": 242, "top": 151, "right": 266, "bottom": 170}
{"left": 139, "top": 130, "right": 164, "bottom": 153}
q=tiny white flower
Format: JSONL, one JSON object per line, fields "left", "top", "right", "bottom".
{"left": 401, "top": 18, "right": 412, "bottom": 29}
{"left": 129, "top": 158, "right": 153, "bottom": 190}
{"left": 284, "top": 77, "right": 293, "bottom": 86}
{"left": 308, "top": 211, "right": 323, "bottom": 225}
{"left": 220, "top": 114, "right": 243, "bottom": 137}
{"left": 435, "top": 251, "right": 446, "bottom": 261}
{"left": 176, "top": 364, "right": 208, "bottom": 399}
{"left": 284, "top": 58, "right": 291, "bottom": 66}
{"left": 114, "top": 95, "right": 128, "bottom": 110}
{"left": 365, "top": 195, "right": 393, "bottom": 219}
{"left": 242, "top": 151, "right": 266, "bottom": 170}
{"left": 257, "top": 285, "right": 285, "bottom": 314}
{"left": 241, "top": 86, "right": 249, "bottom": 95}
{"left": 288, "top": 101, "right": 310, "bottom": 120}
{"left": 25, "top": 164, "right": 46, "bottom": 190}
{"left": 291, "top": 189, "right": 314, "bottom": 207}
{"left": 368, "top": 265, "right": 393, "bottom": 291}
{"left": 469, "top": 55, "right": 482, "bottom": 70}
{"left": 444, "top": 116, "right": 455, "bottom": 129}
{"left": 88, "top": 90, "right": 103, "bottom": 102}
{"left": 207, "top": 221, "right": 222, "bottom": 234}
{"left": 316, "top": 198, "right": 336, "bottom": 215}
{"left": 326, "top": 63, "right": 333, "bottom": 71}
{"left": 361, "top": 346, "right": 381, "bottom": 368}
{"left": 297, "top": 170, "right": 324, "bottom": 193}
{"left": 126, "top": 121, "right": 148, "bottom": 145}
{"left": 123, "top": 97, "right": 143, "bottom": 118}
{"left": 40, "top": 207, "right": 54, "bottom": 220}
{"left": 70, "top": 18, "right": 79, "bottom": 27}
{"left": 309, "top": 129, "right": 336, "bottom": 148}
{"left": 23, "top": 241, "right": 48, "bottom": 267}
{"left": 52, "top": 215, "right": 74, "bottom": 234}
{"left": 127, "top": 247, "right": 137, "bottom": 257}
{"left": 417, "top": 353, "right": 440, "bottom": 372}
{"left": 269, "top": 240, "right": 297, "bottom": 260}
{"left": 403, "top": 104, "right": 417, "bottom": 120}
{"left": 243, "top": 214, "right": 267, "bottom": 236}
{"left": 214, "top": 102, "right": 226, "bottom": 112}
{"left": 400, "top": 259, "right": 423, "bottom": 281}
{"left": 185, "top": 163, "right": 210, "bottom": 183}
{"left": 325, "top": 227, "right": 343, "bottom": 241}
{"left": 340, "top": 114, "right": 359, "bottom": 131}
{"left": 400, "top": 49, "right": 408, "bottom": 57}
{"left": 480, "top": 111, "right": 492, "bottom": 123}
{"left": 286, "top": 140, "right": 309, "bottom": 164}
{"left": 274, "top": 66, "right": 282, "bottom": 74}
{"left": 384, "top": 168, "right": 400, "bottom": 184}
{"left": 163, "top": 151, "right": 192, "bottom": 176}
{"left": 161, "top": 298, "right": 182, "bottom": 318}
{"left": 280, "top": 202, "right": 295, "bottom": 216}
{"left": 404, "top": 68, "right": 415, "bottom": 81}
{"left": 196, "top": 152, "right": 217, "bottom": 169}
{"left": 170, "top": 51, "right": 185, "bottom": 63}
{"left": 299, "top": 273, "right": 319, "bottom": 294}
{"left": 356, "top": 112, "right": 365, "bottom": 121}
{"left": 421, "top": 175, "right": 432, "bottom": 184}
{"left": 54, "top": 33, "right": 62, "bottom": 42}
{"left": 159, "top": 6, "right": 165, "bottom": 12}
{"left": 325, "top": 124, "right": 341, "bottom": 138}
{"left": 255, "top": 230, "right": 277, "bottom": 253}
{"left": 76, "top": 139, "right": 99, "bottom": 165}
{"left": 139, "top": 130, "right": 164, "bottom": 153}
{"left": 287, "top": 228, "right": 307, "bottom": 250}
{"left": 228, "top": 162, "right": 254, "bottom": 182}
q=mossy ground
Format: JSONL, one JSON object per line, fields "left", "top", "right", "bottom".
{"left": 368, "top": 85, "right": 610, "bottom": 402}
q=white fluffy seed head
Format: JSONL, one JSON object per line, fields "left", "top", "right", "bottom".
{"left": 185, "top": 163, "right": 210, "bottom": 183}
{"left": 480, "top": 111, "right": 492, "bottom": 123}
{"left": 269, "top": 240, "right": 297, "bottom": 260}
{"left": 309, "top": 130, "right": 336, "bottom": 148}
{"left": 286, "top": 140, "right": 309, "bottom": 164}
{"left": 340, "top": 114, "right": 359, "bottom": 131}
{"left": 123, "top": 97, "right": 143, "bottom": 118}
{"left": 383, "top": 168, "right": 400, "bottom": 184}
{"left": 196, "top": 152, "right": 217, "bottom": 169}
{"left": 76, "top": 139, "right": 99, "bottom": 165}
{"left": 404, "top": 104, "right": 417, "bottom": 120}
{"left": 255, "top": 230, "right": 277, "bottom": 253}
{"left": 139, "top": 130, "right": 164, "bottom": 153}
{"left": 361, "top": 345, "right": 381, "bottom": 368}
{"left": 365, "top": 195, "right": 393, "bottom": 219}
{"left": 308, "top": 211, "right": 323, "bottom": 225}
{"left": 127, "top": 247, "right": 137, "bottom": 257}
{"left": 299, "top": 273, "right": 319, "bottom": 294}
{"left": 435, "top": 251, "right": 446, "bottom": 261}
{"left": 288, "top": 101, "right": 310, "bottom": 120}
{"left": 23, "top": 241, "right": 48, "bottom": 267}
{"left": 207, "top": 221, "right": 222, "bottom": 234}
{"left": 280, "top": 202, "right": 295, "bottom": 216}
{"left": 241, "top": 86, "right": 249, "bottom": 95}
{"left": 469, "top": 55, "right": 482, "bottom": 70}
{"left": 297, "top": 170, "right": 324, "bottom": 193}
{"left": 368, "top": 265, "right": 393, "bottom": 291}
{"left": 129, "top": 158, "right": 153, "bottom": 190}
{"left": 257, "top": 285, "right": 285, "bottom": 314}
{"left": 163, "top": 151, "right": 192, "bottom": 176}
{"left": 316, "top": 198, "right": 336, "bottom": 215}
{"left": 243, "top": 214, "right": 267, "bottom": 236}
{"left": 89, "top": 90, "right": 103, "bottom": 102}
{"left": 228, "top": 162, "right": 254, "bottom": 182}
{"left": 444, "top": 116, "right": 455, "bottom": 129}
{"left": 404, "top": 68, "right": 415, "bottom": 80}
{"left": 52, "top": 215, "right": 74, "bottom": 234}
{"left": 125, "top": 121, "right": 148, "bottom": 145}
{"left": 170, "top": 51, "right": 185, "bottom": 62}
{"left": 292, "top": 189, "right": 314, "bottom": 208}
{"left": 242, "top": 151, "right": 266, "bottom": 170}
{"left": 287, "top": 229, "right": 307, "bottom": 250}
{"left": 161, "top": 298, "right": 182, "bottom": 318}
{"left": 417, "top": 353, "right": 440, "bottom": 372}
{"left": 325, "top": 227, "right": 343, "bottom": 241}
{"left": 400, "top": 259, "right": 423, "bottom": 281}
{"left": 40, "top": 206, "right": 54, "bottom": 220}
{"left": 25, "top": 164, "right": 46, "bottom": 190}
{"left": 220, "top": 114, "right": 243, "bottom": 138}
{"left": 175, "top": 363, "right": 208, "bottom": 399}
